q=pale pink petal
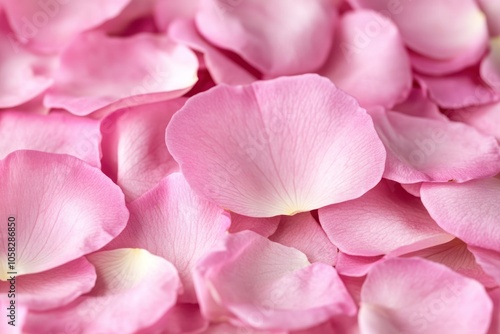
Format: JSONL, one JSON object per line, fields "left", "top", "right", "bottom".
{"left": 203, "top": 323, "right": 286, "bottom": 334}
{"left": 481, "top": 38, "right": 500, "bottom": 92}
{"left": 421, "top": 177, "right": 500, "bottom": 252}
{"left": 166, "top": 74, "right": 386, "bottom": 217}
{"left": 0, "top": 258, "right": 96, "bottom": 311}
{"left": 402, "top": 239, "right": 497, "bottom": 288}
{"left": 136, "top": 303, "right": 209, "bottom": 334}
{"left": 350, "top": 0, "right": 488, "bottom": 60}
{"left": 370, "top": 108, "right": 500, "bottom": 183}
{"left": 291, "top": 315, "right": 359, "bottom": 334}
{"left": 415, "top": 67, "right": 499, "bottom": 109}
{"left": 469, "top": 246, "right": 500, "bottom": 286}
{"left": 195, "top": 0, "right": 336, "bottom": 76}
{"left": 24, "top": 249, "right": 180, "bottom": 334}
{"left": 335, "top": 253, "right": 382, "bottom": 277}
{"left": 446, "top": 102, "right": 500, "bottom": 141}
{"left": 0, "top": 111, "right": 101, "bottom": 167}
{"left": 169, "top": 19, "right": 257, "bottom": 85}
{"left": 360, "top": 257, "right": 493, "bottom": 334}
{"left": 44, "top": 32, "right": 198, "bottom": 116}
{"left": 269, "top": 212, "right": 338, "bottom": 265}
{"left": 0, "top": 151, "right": 128, "bottom": 277}
{"left": 0, "top": 15, "right": 54, "bottom": 108}
{"left": 393, "top": 88, "right": 447, "bottom": 121}
{"left": 478, "top": 0, "right": 500, "bottom": 36}
{"left": 488, "top": 289, "right": 500, "bottom": 334}
{"left": 319, "top": 10, "right": 412, "bottom": 108}
{"left": 228, "top": 213, "right": 280, "bottom": 237}
{"left": 154, "top": 0, "right": 199, "bottom": 31}
{"left": 100, "top": 99, "right": 184, "bottom": 201}
{"left": 107, "top": 172, "right": 230, "bottom": 303}
{"left": 319, "top": 180, "right": 453, "bottom": 256}
{"left": 2, "top": 0, "right": 131, "bottom": 52}
{"left": 194, "top": 231, "right": 356, "bottom": 331}
{"left": 1, "top": 299, "right": 26, "bottom": 333}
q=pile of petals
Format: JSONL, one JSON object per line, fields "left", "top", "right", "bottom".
{"left": 1, "top": 0, "right": 500, "bottom": 333}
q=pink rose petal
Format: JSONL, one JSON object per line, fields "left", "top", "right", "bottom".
{"left": 469, "top": 246, "right": 500, "bottom": 286}
{"left": 136, "top": 303, "right": 209, "bottom": 334}
{"left": 228, "top": 213, "right": 281, "bottom": 237}
{"left": 166, "top": 74, "right": 386, "bottom": 217}
{"left": 481, "top": 37, "right": 500, "bottom": 92}
{"left": 446, "top": 101, "right": 500, "bottom": 141}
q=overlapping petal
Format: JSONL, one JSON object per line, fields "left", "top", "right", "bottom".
{"left": 195, "top": 0, "right": 336, "bottom": 76}
{"left": 370, "top": 108, "right": 500, "bottom": 183}
{"left": 359, "top": 257, "right": 493, "bottom": 334}
{"left": 107, "top": 172, "right": 230, "bottom": 303}
{"left": 44, "top": 32, "right": 198, "bottom": 116}
{"left": 194, "top": 231, "right": 356, "bottom": 331}
{"left": 0, "top": 151, "right": 128, "bottom": 277}
{"left": 319, "top": 10, "right": 412, "bottom": 108}
{"left": 319, "top": 180, "right": 452, "bottom": 257}
{"left": 166, "top": 74, "right": 386, "bottom": 217}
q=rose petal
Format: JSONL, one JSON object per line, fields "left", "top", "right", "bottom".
{"left": 166, "top": 74, "right": 386, "bottom": 217}
{"left": 136, "top": 303, "right": 209, "bottom": 334}
{"left": 469, "top": 246, "right": 500, "bottom": 286}
{"left": 446, "top": 101, "right": 500, "bottom": 141}
{"left": 0, "top": 151, "right": 128, "bottom": 277}
{"left": 393, "top": 88, "right": 447, "bottom": 121}
{"left": 228, "top": 212, "right": 280, "bottom": 237}
{"left": 480, "top": 37, "right": 500, "bottom": 92}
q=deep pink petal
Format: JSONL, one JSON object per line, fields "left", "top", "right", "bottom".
{"left": 169, "top": 19, "right": 257, "bottom": 85}
{"left": 0, "top": 258, "right": 96, "bottom": 311}
{"left": 0, "top": 151, "right": 128, "bottom": 277}
{"left": 194, "top": 231, "right": 356, "bottom": 331}
{"left": 195, "top": 0, "right": 336, "bottom": 76}
{"left": 360, "top": 257, "right": 493, "bottom": 334}
{"left": 350, "top": 0, "right": 488, "bottom": 60}
{"left": 2, "top": 0, "right": 130, "bottom": 52}
{"left": 166, "top": 74, "right": 386, "bottom": 217}
{"left": 107, "top": 172, "right": 230, "bottom": 303}
{"left": 319, "top": 180, "right": 453, "bottom": 257}
{"left": 228, "top": 213, "right": 280, "bottom": 237}
{"left": 44, "top": 32, "right": 198, "bottom": 116}
{"left": 370, "top": 108, "right": 500, "bottom": 183}
{"left": 421, "top": 177, "right": 500, "bottom": 252}
{"left": 24, "top": 249, "right": 180, "bottom": 334}
{"left": 136, "top": 303, "right": 209, "bottom": 334}
{"left": 0, "top": 111, "right": 101, "bottom": 167}
{"left": 319, "top": 10, "right": 412, "bottom": 108}
{"left": 269, "top": 212, "right": 338, "bottom": 265}
{"left": 100, "top": 99, "right": 184, "bottom": 201}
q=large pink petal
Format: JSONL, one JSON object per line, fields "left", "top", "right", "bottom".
{"left": 446, "top": 102, "right": 500, "bottom": 141}
{"left": 0, "top": 111, "right": 101, "bottom": 167}
{"left": 44, "top": 32, "right": 198, "bottom": 116}
{"left": 2, "top": 0, "right": 130, "bottom": 52}
{"left": 269, "top": 212, "right": 338, "bottom": 265}
{"left": 228, "top": 213, "right": 280, "bottom": 237}
{"left": 194, "top": 231, "right": 356, "bottom": 331}
{"left": 0, "top": 151, "right": 128, "bottom": 277}
{"left": 402, "top": 239, "right": 497, "bottom": 288}
{"left": 360, "top": 257, "right": 493, "bottom": 334}
{"left": 107, "top": 172, "right": 230, "bottom": 303}
{"left": 421, "top": 177, "right": 500, "bottom": 252}
{"left": 488, "top": 289, "right": 500, "bottom": 334}
{"left": 415, "top": 67, "right": 499, "bottom": 109}
{"left": 0, "top": 258, "right": 96, "bottom": 311}
{"left": 0, "top": 14, "right": 54, "bottom": 108}
{"left": 24, "top": 249, "right": 180, "bottom": 334}
{"left": 350, "top": 0, "right": 488, "bottom": 61}
{"left": 166, "top": 74, "right": 386, "bottom": 217}
{"left": 370, "top": 108, "right": 500, "bottom": 183}
{"left": 481, "top": 38, "right": 500, "bottom": 92}
{"left": 169, "top": 19, "right": 257, "bottom": 85}
{"left": 195, "top": 0, "right": 336, "bottom": 76}
{"left": 100, "top": 99, "right": 184, "bottom": 201}
{"left": 154, "top": 0, "right": 199, "bottom": 31}
{"left": 319, "top": 180, "right": 452, "bottom": 256}
{"left": 319, "top": 10, "right": 411, "bottom": 109}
